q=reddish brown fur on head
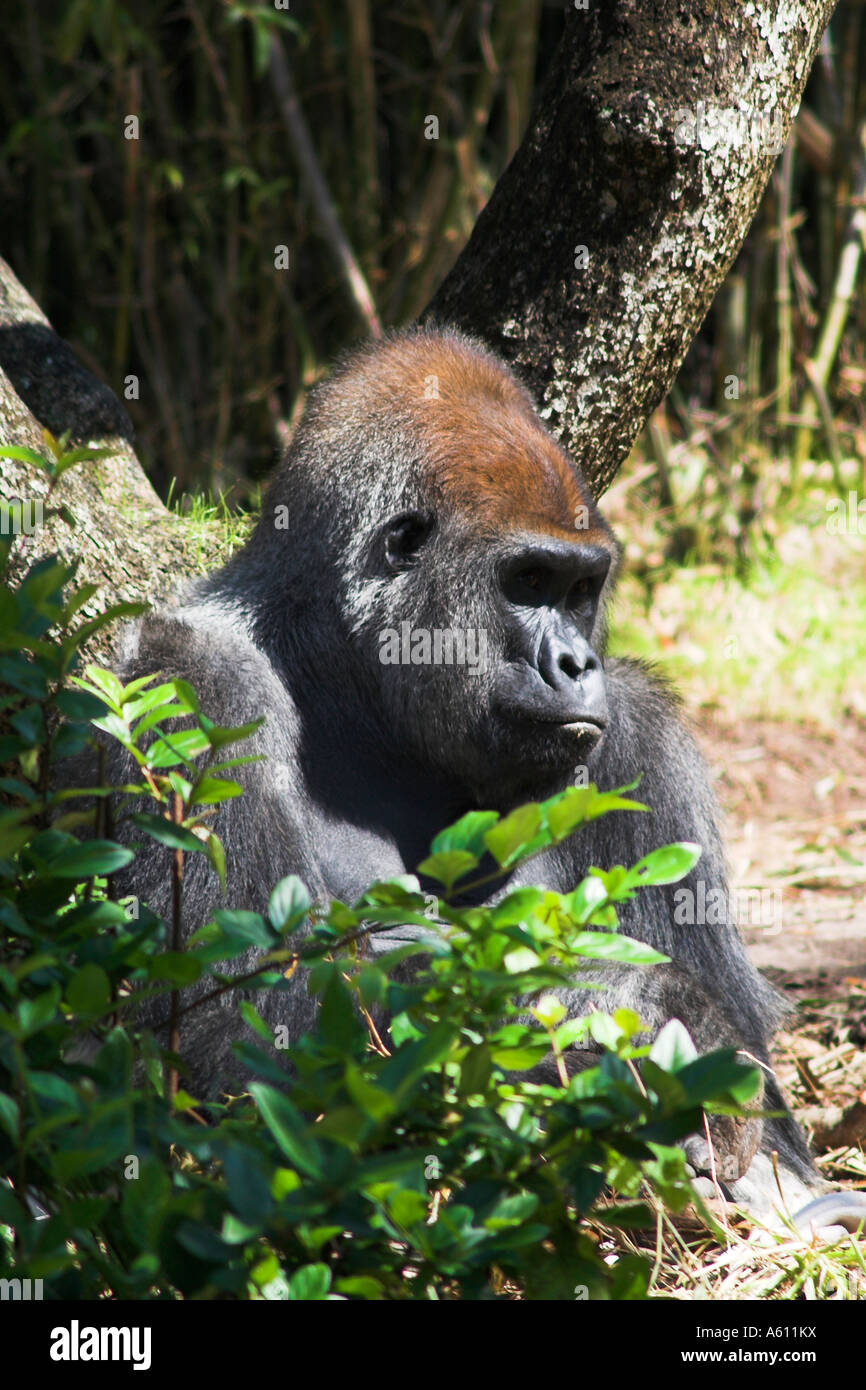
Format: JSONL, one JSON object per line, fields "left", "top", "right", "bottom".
{"left": 333, "top": 329, "right": 610, "bottom": 547}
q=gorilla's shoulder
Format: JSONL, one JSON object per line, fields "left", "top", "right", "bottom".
{"left": 116, "top": 595, "right": 296, "bottom": 734}
{"left": 603, "top": 655, "right": 684, "bottom": 713}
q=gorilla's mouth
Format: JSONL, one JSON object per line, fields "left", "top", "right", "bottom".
{"left": 492, "top": 700, "right": 607, "bottom": 744}
{"left": 502, "top": 713, "right": 607, "bottom": 755}
{"left": 541, "top": 717, "right": 607, "bottom": 750}
{"left": 555, "top": 719, "right": 606, "bottom": 739}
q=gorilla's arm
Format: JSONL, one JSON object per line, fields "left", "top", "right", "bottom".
{"left": 92, "top": 603, "right": 329, "bottom": 1093}
{"left": 110, "top": 601, "right": 327, "bottom": 922}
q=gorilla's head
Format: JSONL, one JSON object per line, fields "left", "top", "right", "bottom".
{"left": 243, "top": 328, "right": 618, "bottom": 806}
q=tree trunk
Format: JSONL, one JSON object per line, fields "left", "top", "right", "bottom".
{"left": 424, "top": 0, "right": 837, "bottom": 496}
{"left": 0, "top": 255, "right": 215, "bottom": 660}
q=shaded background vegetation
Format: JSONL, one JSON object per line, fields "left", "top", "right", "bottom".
{"left": 1, "top": 0, "right": 865, "bottom": 539}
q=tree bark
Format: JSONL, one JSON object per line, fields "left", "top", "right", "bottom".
{"left": 0, "top": 255, "right": 211, "bottom": 660}
{"left": 424, "top": 0, "right": 838, "bottom": 496}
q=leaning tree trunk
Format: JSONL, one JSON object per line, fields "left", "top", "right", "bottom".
{"left": 424, "top": 0, "right": 838, "bottom": 497}
{"left": 0, "top": 0, "right": 837, "bottom": 618}
{"left": 0, "top": 257, "right": 219, "bottom": 660}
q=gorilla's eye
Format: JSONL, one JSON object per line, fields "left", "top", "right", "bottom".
{"left": 515, "top": 567, "right": 545, "bottom": 593}
{"left": 568, "top": 578, "right": 593, "bottom": 605}
{"left": 383, "top": 510, "right": 435, "bottom": 572}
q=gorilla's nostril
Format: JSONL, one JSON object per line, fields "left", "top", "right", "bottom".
{"left": 559, "top": 654, "right": 580, "bottom": 680}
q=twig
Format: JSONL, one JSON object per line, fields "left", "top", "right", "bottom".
{"left": 795, "top": 119, "right": 866, "bottom": 469}
{"left": 267, "top": 32, "right": 382, "bottom": 338}
{"left": 167, "top": 790, "right": 184, "bottom": 1101}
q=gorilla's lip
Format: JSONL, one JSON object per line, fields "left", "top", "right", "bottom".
{"left": 555, "top": 719, "right": 606, "bottom": 735}
{"left": 500, "top": 709, "right": 608, "bottom": 735}
{"left": 528, "top": 715, "right": 607, "bottom": 739}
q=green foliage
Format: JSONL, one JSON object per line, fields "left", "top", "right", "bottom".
{"left": 0, "top": 551, "right": 761, "bottom": 1299}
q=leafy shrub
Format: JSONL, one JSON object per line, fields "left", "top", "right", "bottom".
{"left": 0, "top": 541, "right": 760, "bottom": 1299}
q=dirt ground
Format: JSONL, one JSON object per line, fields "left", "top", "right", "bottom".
{"left": 695, "top": 713, "right": 866, "bottom": 1178}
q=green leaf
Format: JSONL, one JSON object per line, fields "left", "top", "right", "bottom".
{"left": 489, "top": 1040, "right": 549, "bottom": 1069}
{"left": 288, "top": 1264, "right": 332, "bottom": 1301}
{"left": 199, "top": 716, "right": 264, "bottom": 751}
{"left": 0, "top": 1181, "right": 27, "bottom": 1226}
{"left": 132, "top": 702, "right": 195, "bottom": 743}
{"left": 416, "top": 849, "right": 478, "bottom": 889}
{"left": 562, "top": 875, "right": 610, "bottom": 924}
{"left": 122, "top": 1158, "right": 171, "bottom": 1251}
{"left": 491, "top": 887, "right": 544, "bottom": 926}
{"left": 378, "top": 1022, "right": 455, "bottom": 1098}
{"left": 189, "top": 774, "right": 243, "bottom": 805}
{"left": 503, "top": 945, "right": 541, "bottom": 973}
{"left": 239, "top": 1000, "right": 274, "bottom": 1042}
{"left": 205, "top": 831, "right": 227, "bottom": 889}
{"left": 545, "top": 784, "right": 647, "bottom": 840}
{"left": 52, "top": 444, "right": 114, "bottom": 475}
{"left": 430, "top": 810, "right": 500, "bottom": 858}
{"left": 544, "top": 786, "right": 599, "bottom": 839}
{"left": 222, "top": 1145, "right": 274, "bottom": 1225}
{"left": 345, "top": 1063, "right": 396, "bottom": 1120}
{"left": 146, "top": 727, "right": 211, "bottom": 767}
{"left": 483, "top": 1191, "right": 540, "bottom": 1230}
{"left": 10, "top": 703, "right": 45, "bottom": 743}
{"left": 54, "top": 689, "right": 110, "bottom": 720}
{"left": 28, "top": 1071, "right": 81, "bottom": 1110}
{"left": 358, "top": 965, "right": 386, "bottom": 1009}
{"left": 17, "top": 986, "right": 61, "bottom": 1036}
{"left": 318, "top": 971, "right": 362, "bottom": 1050}
{"left": 649, "top": 1019, "right": 699, "bottom": 1072}
{"left": 176, "top": 1222, "right": 234, "bottom": 1263}
{"left": 249, "top": 1083, "right": 322, "bottom": 1178}
{"left": 570, "top": 931, "right": 669, "bottom": 965}
{"left": 532, "top": 994, "right": 567, "bottom": 1027}
{"left": 675, "top": 1051, "right": 763, "bottom": 1107}
{"left": 213, "top": 908, "right": 274, "bottom": 947}
{"left": 0, "top": 444, "right": 49, "bottom": 466}
{"left": 333, "top": 1276, "right": 384, "bottom": 1300}
{"left": 268, "top": 875, "right": 311, "bottom": 931}
{"left": 626, "top": 843, "right": 702, "bottom": 888}
{"left": 124, "top": 678, "right": 189, "bottom": 715}
{"left": 0, "top": 653, "right": 48, "bottom": 697}
{"left": 148, "top": 953, "right": 201, "bottom": 985}
{"left": 387, "top": 1190, "right": 428, "bottom": 1228}
{"left": 80, "top": 666, "right": 125, "bottom": 708}
{"left": 47, "top": 840, "right": 134, "bottom": 878}
{"left": 597, "top": 1202, "right": 654, "bottom": 1229}
{"left": 457, "top": 1042, "right": 492, "bottom": 1097}
{"left": 129, "top": 813, "right": 203, "bottom": 854}
{"left": 483, "top": 803, "right": 545, "bottom": 866}
{"left": 66, "top": 964, "right": 111, "bottom": 1016}
{"left": 587, "top": 1013, "right": 626, "bottom": 1050}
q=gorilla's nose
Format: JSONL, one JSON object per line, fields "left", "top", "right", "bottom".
{"left": 538, "top": 632, "right": 600, "bottom": 692}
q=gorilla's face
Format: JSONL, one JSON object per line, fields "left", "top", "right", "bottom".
{"left": 368, "top": 508, "right": 612, "bottom": 806}
{"left": 492, "top": 533, "right": 610, "bottom": 750}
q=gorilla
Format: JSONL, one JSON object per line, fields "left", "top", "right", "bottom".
{"left": 107, "top": 327, "right": 844, "bottom": 1224}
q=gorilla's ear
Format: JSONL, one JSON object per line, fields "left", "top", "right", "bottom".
{"left": 383, "top": 510, "right": 436, "bottom": 572}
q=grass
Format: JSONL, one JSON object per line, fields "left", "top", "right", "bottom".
{"left": 165, "top": 484, "right": 257, "bottom": 573}
{"left": 607, "top": 465, "right": 866, "bottom": 730}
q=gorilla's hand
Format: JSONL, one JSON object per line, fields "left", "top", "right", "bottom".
{"left": 684, "top": 1065, "right": 764, "bottom": 1185}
